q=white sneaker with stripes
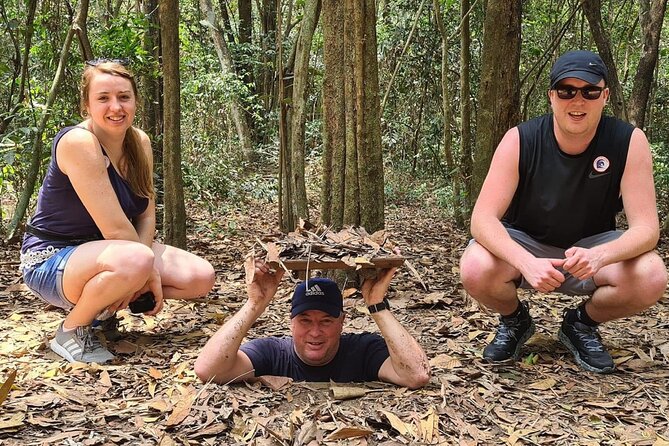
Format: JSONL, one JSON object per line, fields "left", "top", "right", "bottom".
{"left": 50, "top": 322, "right": 115, "bottom": 364}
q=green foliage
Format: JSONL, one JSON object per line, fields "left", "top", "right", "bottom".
{"left": 523, "top": 352, "right": 539, "bottom": 365}
{"left": 2, "top": 0, "right": 669, "bottom": 234}
{"left": 652, "top": 142, "right": 669, "bottom": 219}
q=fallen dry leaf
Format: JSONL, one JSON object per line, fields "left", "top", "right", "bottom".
{"left": 0, "top": 369, "right": 16, "bottom": 406}
{"left": 327, "top": 426, "right": 374, "bottom": 440}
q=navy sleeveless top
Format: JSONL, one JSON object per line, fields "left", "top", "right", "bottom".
{"left": 22, "top": 126, "right": 149, "bottom": 252}
{"left": 502, "top": 114, "right": 634, "bottom": 248}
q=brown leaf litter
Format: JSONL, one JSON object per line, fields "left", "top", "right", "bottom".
{"left": 0, "top": 201, "right": 668, "bottom": 444}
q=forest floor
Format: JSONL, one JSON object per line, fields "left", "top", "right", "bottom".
{"left": 0, "top": 200, "right": 668, "bottom": 445}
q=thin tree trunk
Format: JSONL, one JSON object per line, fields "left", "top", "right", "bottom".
{"left": 434, "top": 0, "right": 465, "bottom": 227}
{"left": 160, "top": 0, "right": 186, "bottom": 248}
{"left": 356, "top": 0, "right": 384, "bottom": 232}
{"left": 472, "top": 0, "right": 521, "bottom": 201}
{"left": 320, "top": 0, "right": 346, "bottom": 229}
{"left": 277, "top": 0, "right": 294, "bottom": 232}
{"left": 627, "top": 0, "right": 667, "bottom": 129}
{"left": 581, "top": 0, "right": 627, "bottom": 120}
{"left": 0, "top": 0, "right": 37, "bottom": 136}
{"left": 217, "top": 0, "right": 237, "bottom": 44}
{"left": 74, "top": 0, "right": 93, "bottom": 60}
{"left": 342, "top": 0, "right": 359, "bottom": 227}
{"left": 238, "top": 0, "right": 254, "bottom": 87}
{"left": 8, "top": 0, "right": 89, "bottom": 239}
{"left": 289, "top": 0, "right": 321, "bottom": 222}
{"left": 380, "top": 0, "right": 426, "bottom": 113}
{"left": 200, "top": 0, "right": 255, "bottom": 162}
{"left": 141, "top": 0, "right": 162, "bottom": 175}
{"left": 458, "top": 0, "right": 471, "bottom": 225}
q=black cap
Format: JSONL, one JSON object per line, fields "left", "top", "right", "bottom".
{"left": 550, "top": 50, "right": 608, "bottom": 88}
{"left": 290, "top": 277, "right": 343, "bottom": 318}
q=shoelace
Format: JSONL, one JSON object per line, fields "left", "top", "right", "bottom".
{"left": 493, "top": 318, "right": 524, "bottom": 345}
{"left": 573, "top": 324, "right": 605, "bottom": 352}
{"left": 77, "top": 326, "right": 104, "bottom": 353}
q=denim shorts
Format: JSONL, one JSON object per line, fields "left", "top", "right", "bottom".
{"left": 470, "top": 228, "right": 623, "bottom": 295}
{"left": 22, "top": 246, "right": 78, "bottom": 310}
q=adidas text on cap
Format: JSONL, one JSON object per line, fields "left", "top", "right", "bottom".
{"left": 291, "top": 277, "right": 343, "bottom": 318}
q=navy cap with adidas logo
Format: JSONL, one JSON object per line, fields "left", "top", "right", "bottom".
{"left": 291, "top": 277, "right": 343, "bottom": 318}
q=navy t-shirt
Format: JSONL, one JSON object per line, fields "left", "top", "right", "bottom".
{"left": 240, "top": 332, "right": 390, "bottom": 382}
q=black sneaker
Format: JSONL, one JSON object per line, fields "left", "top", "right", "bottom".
{"left": 483, "top": 301, "right": 536, "bottom": 362}
{"left": 558, "top": 316, "right": 614, "bottom": 374}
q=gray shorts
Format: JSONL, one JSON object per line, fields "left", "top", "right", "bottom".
{"left": 472, "top": 228, "right": 623, "bottom": 295}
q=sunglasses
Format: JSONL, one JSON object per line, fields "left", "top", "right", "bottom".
{"left": 85, "top": 57, "right": 130, "bottom": 67}
{"left": 553, "top": 84, "right": 605, "bottom": 100}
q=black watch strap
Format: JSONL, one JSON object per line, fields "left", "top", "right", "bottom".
{"left": 367, "top": 298, "right": 390, "bottom": 314}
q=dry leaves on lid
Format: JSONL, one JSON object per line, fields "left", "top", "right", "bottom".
{"left": 253, "top": 221, "right": 406, "bottom": 271}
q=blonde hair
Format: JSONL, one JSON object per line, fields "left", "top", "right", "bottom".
{"left": 80, "top": 61, "right": 154, "bottom": 199}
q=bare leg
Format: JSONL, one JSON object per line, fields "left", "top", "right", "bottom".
{"left": 152, "top": 242, "right": 215, "bottom": 300}
{"left": 460, "top": 242, "right": 523, "bottom": 315}
{"left": 587, "top": 250, "right": 666, "bottom": 322}
{"left": 62, "top": 240, "right": 155, "bottom": 328}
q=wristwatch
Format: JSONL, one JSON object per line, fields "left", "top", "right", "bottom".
{"left": 367, "top": 298, "right": 391, "bottom": 314}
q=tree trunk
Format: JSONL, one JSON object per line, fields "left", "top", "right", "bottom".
{"left": 472, "top": 0, "right": 521, "bottom": 201}
{"left": 581, "top": 0, "right": 627, "bottom": 120}
{"left": 217, "top": 0, "right": 237, "bottom": 44}
{"left": 74, "top": 0, "right": 93, "bottom": 61}
{"left": 258, "top": 0, "right": 277, "bottom": 120}
{"left": 238, "top": 0, "right": 254, "bottom": 87}
{"left": 160, "top": 0, "right": 186, "bottom": 248}
{"left": 458, "top": 0, "right": 471, "bottom": 224}
{"left": 8, "top": 0, "right": 89, "bottom": 239}
{"left": 0, "top": 0, "right": 37, "bottom": 136}
{"left": 141, "top": 0, "right": 163, "bottom": 179}
{"left": 289, "top": 0, "right": 321, "bottom": 222}
{"left": 199, "top": 0, "right": 255, "bottom": 162}
{"left": 433, "top": 0, "right": 464, "bottom": 228}
{"left": 627, "top": 0, "right": 667, "bottom": 129}
{"left": 277, "top": 0, "right": 294, "bottom": 232}
{"left": 354, "top": 0, "right": 384, "bottom": 232}
{"left": 321, "top": 0, "right": 383, "bottom": 232}
{"left": 320, "top": 0, "right": 346, "bottom": 229}
{"left": 342, "top": 0, "right": 359, "bottom": 226}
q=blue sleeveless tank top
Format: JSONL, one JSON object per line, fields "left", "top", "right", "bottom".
{"left": 21, "top": 126, "right": 149, "bottom": 252}
{"left": 502, "top": 114, "right": 634, "bottom": 248}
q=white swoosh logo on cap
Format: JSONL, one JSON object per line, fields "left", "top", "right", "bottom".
{"left": 589, "top": 62, "right": 597, "bottom": 66}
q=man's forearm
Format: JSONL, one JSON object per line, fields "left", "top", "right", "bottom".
{"left": 471, "top": 217, "right": 535, "bottom": 272}
{"left": 195, "top": 302, "right": 265, "bottom": 381}
{"left": 594, "top": 225, "right": 659, "bottom": 267}
{"left": 372, "top": 311, "right": 430, "bottom": 388}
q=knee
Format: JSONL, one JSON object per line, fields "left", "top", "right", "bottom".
{"left": 113, "top": 243, "right": 155, "bottom": 283}
{"left": 625, "top": 253, "right": 667, "bottom": 307}
{"left": 460, "top": 251, "right": 496, "bottom": 295}
{"left": 190, "top": 259, "right": 216, "bottom": 297}
{"left": 640, "top": 255, "right": 667, "bottom": 305}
